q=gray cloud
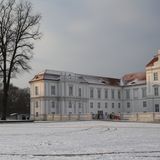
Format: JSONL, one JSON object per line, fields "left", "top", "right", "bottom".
{"left": 12, "top": 0, "right": 160, "bottom": 87}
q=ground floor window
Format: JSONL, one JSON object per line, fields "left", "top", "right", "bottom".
{"left": 97, "top": 102, "right": 101, "bottom": 109}
{"left": 90, "top": 102, "right": 93, "bottom": 108}
{"left": 143, "top": 101, "right": 147, "bottom": 107}
{"left": 105, "top": 102, "right": 108, "bottom": 108}
{"left": 36, "top": 112, "right": 38, "bottom": 117}
{"left": 127, "top": 102, "right": 130, "bottom": 108}
{"left": 155, "top": 104, "right": 159, "bottom": 112}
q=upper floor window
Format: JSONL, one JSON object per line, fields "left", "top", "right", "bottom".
{"left": 69, "top": 86, "right": 73, "bottom": 96}
{"left": 90, "top": 88, "right": 94, "bottom": 98}
{"left": 78, "top": 88, "right": 81, "bottom": 97}
{"left": 97, "top": 89, "right": 101, "bottom": 99}
{"left": 133, "top": 88, "right": 138, "bottom": 99}
{"left": 35, "top": 86, "right": 38, "bottom": 95}
{"left": 105, "top": 89, "right": 108, "bottom": 99}
{"left": 111, "top": 89, "right": 115, "bottom": 99}
{"left": 118, "top": 90, "right": 121, "bottom": 99}
{"left": 126, "top": 89, "right": 130, "bottom": 99}
{"left": 112, "top": 103, "right": 114, "bottom": 108}
{"left": 142, "top": 87, "right": 146, "bottom": 98}
{"left": 154, "top": 87, "right": 159, "bottom": 96}
{"left": 153, "top": 72, "right": 158, "bottom": 81}
{"left": 51, "top": 86, "right": 56, "bottom": 95}
{"left": 35, "top": 101, "right": 38, "bottom": 108}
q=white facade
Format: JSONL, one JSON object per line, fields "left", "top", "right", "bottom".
{"left": 30, "top": 53, "right": 160, "bottom": 120}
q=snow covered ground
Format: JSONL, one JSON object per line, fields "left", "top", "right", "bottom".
{"left": 0, "top": 121, "right": 160, "bottom": 160}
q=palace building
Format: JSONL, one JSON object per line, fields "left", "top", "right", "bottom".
{"left": 29, "top": 52, "right": 160, "bottom": 120}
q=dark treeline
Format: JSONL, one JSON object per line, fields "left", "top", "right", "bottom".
{"left": 0, "top": 85, "right": 30, "bottom": 116}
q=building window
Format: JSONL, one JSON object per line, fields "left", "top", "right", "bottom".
{"left": 142, "top": 87, "right": 146, "bottom": 98}
{"left": 111, "top": 89, "right": 114, "bottom": 99}
{"left": 97, "top": 102, "right": 100, "bottom": 109}
{"left": 90, "top": 102, "right": 93, "bottom": 108}
{"left": 36, "top": 112, "right": 38, "bottom": 117}
{"left": 133, "top": 88, "right": 138, "bottom": 99}
{"left": 154, "top": 87, "right": 159, "bottom": 96}
{"left": 51, "top": 101, "right": 55, "bottom": 108}
{"left": 105, "top": 102, "right": 108, "bottom": 108}
{"left": 69, "top": 86, "right": 73, "bottom": 96}
{"left": 143, "top": 101, "right": 147, "bottom": 108}
{"left": 97, "top": 89, "right": 101, "bottom": 99}
{"left": 126, "top": 89, "right": 130, "bottom": 99}
{"left": 127, "top": 102, "right": 130, "bottom": 108}
{"left": 69, "top": 101, "right": 72, "bottom": 108}
{"left": 90, "top": 88, "right": 94, "bottom": 98}
{"left": 118, "top": 103, "right": 121, "bottom": 108}
{"left": 112, "top": 103, "right": 114, "bottom": 108}
{"left": 155, "top": 104, "right": 159, "bottom": 112}
{"left": 82, "top": 104, "right": 84, "bottom": 113}
{"left": 51, "top": 86, "right": 56, "bottom": 95}
{"left": 74, "top": 104, "right": 76, "bottom": 114}
{"left": 105, "top": 89, "right": 108, "bottom": 99}
{"left": 78, "top": 103, "right": 81, "bottom": 108}
{"left": 153, "top": 72, "right": 158, "bottom": 81}
{"left": 35, "top": 101, "right": 38, "bottom": 108}
{"left": 78, "top": 88, "right": 81, "bottom": 97}
{"left": 118, "top": 90, "right": 121, "bottom": 99}
{"left": 35, "top": 86, "right": 38, "bottom": 95}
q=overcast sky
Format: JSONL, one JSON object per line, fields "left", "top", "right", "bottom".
{"left": 12, "top": 0, "right": 160, "bottom": 88}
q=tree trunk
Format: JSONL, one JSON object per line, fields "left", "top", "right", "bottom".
{"left": 1, "top": 83, "right": 9, "bottom": 120}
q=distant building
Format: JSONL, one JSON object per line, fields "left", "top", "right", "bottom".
{"left": 29, "top": 52, "right": 160, "bottom": 120}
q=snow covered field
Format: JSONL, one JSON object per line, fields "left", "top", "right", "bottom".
{"left": 0, "top": 121, "right": 160, "bottom": 160}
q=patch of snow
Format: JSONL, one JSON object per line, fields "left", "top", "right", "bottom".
{"left": 0, "top": 121, "right": 160, "bottom": 160}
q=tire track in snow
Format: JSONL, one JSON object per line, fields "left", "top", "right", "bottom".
{"left": 0, "top": 150, "right": 160, "bottom": 157}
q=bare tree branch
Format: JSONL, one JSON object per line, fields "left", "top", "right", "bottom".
{"left": 0, "top": 0, "right": 41, "bottom": 120}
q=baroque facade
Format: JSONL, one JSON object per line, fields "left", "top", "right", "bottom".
{"left": 30, "top": 52, "right": 160, "bottom": 120}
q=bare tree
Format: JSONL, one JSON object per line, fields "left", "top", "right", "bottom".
{"left": 0, "top": 0, "right": 41, "bottom": 120}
